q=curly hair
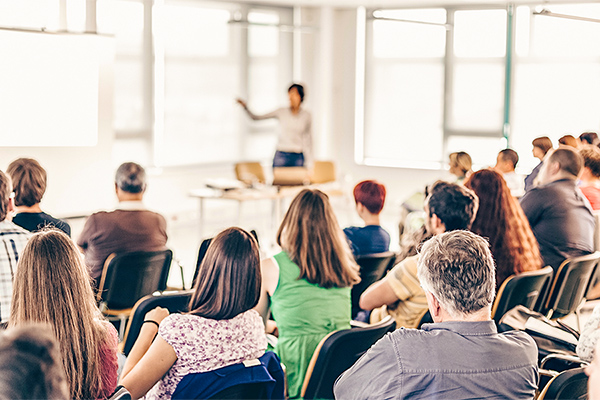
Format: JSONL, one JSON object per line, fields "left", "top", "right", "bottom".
{"left": 464, "top": 169, "right": 543, "bottom": 289}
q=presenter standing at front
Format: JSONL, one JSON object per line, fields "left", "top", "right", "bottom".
{"left": 237, "top": 84, "right": 313, "bottom": 169}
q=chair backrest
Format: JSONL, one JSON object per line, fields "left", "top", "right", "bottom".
{"left": 172, "top": 351, "right": 285, "bottom": 400}
{"left": 97, "top": 249, "right": 173, "bottom": 310}
{"left": 542, "top": 252, "right": 600, "bottom": 319}
{"left": 416, "top": 308, "right": 433, "bottom": 329}
{"left": 301, "top": 316, "right": 396, "bottom": 400}
{"left": 537, "top": 367, "right": 588, "bottom": 400}
{"left": 309, "top": 161, "right": 335, "bottom": 184}
{"left": 235, "top": 162, "right": 266, "bottom": 185}
{"left": 491, "top": 266, "right": 554, "bottom": 324}
{"left": 121, "top": 290, "right": 194, "bottom": 356}
{"left": 350, "top": 252, "right": 396, "bottom": 318}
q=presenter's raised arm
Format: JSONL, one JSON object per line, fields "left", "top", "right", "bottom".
{"left": 236, "top": 98, "right": 278, "bottom": 121}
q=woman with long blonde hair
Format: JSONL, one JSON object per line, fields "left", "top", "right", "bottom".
{"left": 9, "top": 229, "right": 118, "bottom": 399}
{"left": 256, "top": 189, "right": 360, "bottom": 398}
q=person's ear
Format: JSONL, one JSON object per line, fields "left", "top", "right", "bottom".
{"left": 425, "top": 291, "right": 442, "bottom": 322}
{"left": 430, "top": 214, "right": 446, "bottom": 234}
{"left": 8, "top": 197, "right": 15, "bottom": 213}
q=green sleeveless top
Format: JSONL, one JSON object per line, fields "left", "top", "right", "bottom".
{"left": 271, "top": 251, "right": 351, "bottom": 399}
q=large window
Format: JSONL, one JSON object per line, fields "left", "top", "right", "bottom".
{"left": 360, "top": 4, "right": 600, "bottom": 171}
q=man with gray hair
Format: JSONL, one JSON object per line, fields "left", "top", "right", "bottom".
{"left": 334, "top": 230, "right": 538, "bottom": 399}
{"left": 78, "top": 162, "right": 168, "bottom": 288}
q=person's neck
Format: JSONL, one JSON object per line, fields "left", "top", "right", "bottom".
{"left": 361, "top": 213, "right": 380, "bottom": 226}
{"left": 438, "top": 307, "right": 491, "bottom": 323}
{"left": 15, "top": 204, "right": 42, "bottom": 213}
{"left": 548, "top": 173, "right": 576, "bottom": 184}
{"left": 290, "top": 105, "right": 300, "bottom": 114}
{"left": 117, "top": 193, "right": 144, "bottom": 202}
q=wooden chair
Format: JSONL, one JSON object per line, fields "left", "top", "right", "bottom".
{"left": 300, "top": 316, "right": 396, "bottom": 400}
{"left": 235, "top": 162, "right": 266, "bottom": 185}
{"left": 351, "top": 252, "right": 396, "bottom": 318}
{"left": 96, "top": 249, "right": 172, "bottom": 339}
{"left": 309, "top": 161, "right": 336, "bottom": 184}
{"left": 491, "top": 266, "right": 554, "bottom": 324}
{"left": 120, "top": 290, "right": 194, "bottom": 356}
{"left": 540, "top": 252, "right": 600, "bottom": 330}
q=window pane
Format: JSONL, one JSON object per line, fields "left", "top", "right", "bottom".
{"left": 66, "top": 0, "right": 85, "bottom": 32}
{"left": 372, "top": 9, "right": 446, "bottom": 58}
{"left": 248, "top": 11, "right": 279, "bottom": 57}
{"left": 529, "top": 4, "right": 600, "bottom": 57}
{"left": 113, "top": 58, "right": 144, "bottom": 132}
{"left": 364, "top": 62, "right": 444, "bottom": 163}
{"left": 454, "top": 10, "right": 506, "bottom": 58}
{"left": 97, "top": 0, "right": 144, "bottom": 54}
{"left": 450, "top": 63, "right": 505, "bottom": 130}
{"left": 0, "top": 0, "right": 49, "bottom": 30}
{"left": 511, "top": 61, "right": 600, "bottom": 171}
{"left": 446, "top": 136, "right": 506, "bottom": 167}
{"left": 164, "top": 5, "right": 230, "bottom": 57}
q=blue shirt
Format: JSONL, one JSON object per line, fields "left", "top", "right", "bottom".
{"left": 334, "top": 320, "right": 539, "bottom": 400}
{"left": 343, "top": 225, "right": 390, "bottom": 256}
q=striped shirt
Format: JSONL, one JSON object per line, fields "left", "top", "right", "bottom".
{"left": 0, "top": 220, "right": 31, "bottom": 323}
{"left": 372, "top": 254, "right": 428, "bottom": 329}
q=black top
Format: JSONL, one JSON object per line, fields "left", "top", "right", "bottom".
{"left": 12, "top": 212, "right": 71, "bottom": 237}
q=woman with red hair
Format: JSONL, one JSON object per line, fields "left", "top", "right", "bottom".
{"left": 344, "top": 180, "right": 390, "bottom": 256}
{"left": 464, "top": 169, "right": 543, "bottom": 289}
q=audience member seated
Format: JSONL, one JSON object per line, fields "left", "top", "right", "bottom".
{"left": 465, "top": 169, "right": 542, "bottom": 290}
{"left": 255, "top": 189, "right": 359, "bottom": 399}
{"left": 0, "top": 170, "right": 30, "bottom": 324}
{"left": 579, "top": 145, "right": 600, "bottom": 210}
{"left": 359, "top": 181, "right": 478, "bottom": 329}
{"left": 525, "top": 136, "right": 553, "bottom": 191}
{"left": 120, "top": 227, "right": 267, "bottom": 399}
{"left": 7, "top": 158, "right": 71, "bottom": 236}
{"left": 559, "top": 134, "right": 579, "bottom": 148}
{"left": 494, "top": 148, "right": 525, "bottom": 197}
{"left": 587, "top": 339, "right": 600, "bottom": 400}
{"left": 448, "top": 151, "right": 472, "bottom": 184}
{"left": 520, "top": 147, "right": 595, "bottom": 270}
{"left": 0, "top": 324, "right": 68, "bottom": 399}
{"left": 580, "top": 131, "right": 600, "bottom": 147}
{"left": 577, "top": 304, "right": 600, "bottom": 363}
{"left": 77, "top": 162, "right": 168, "bottom": 288}
{"left": 334, "top": 230, "right": 538, "bottom": 399}
{"left": 344, "top": 180, "right": 390, "bottom": 256}
{"left": 9, "top": 229, "right": 118, "bottom": 399}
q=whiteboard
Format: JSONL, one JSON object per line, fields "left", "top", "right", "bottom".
{"left": 0, "top": 29, "right": 99, "bottom": 146}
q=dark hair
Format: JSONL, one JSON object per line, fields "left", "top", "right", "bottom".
{"left": 580, "top": 132, "right": 599, "bottom": 146}
{"left": 288, "top": 84, "right": 305, "bottom": 103}
{"left": 465, "top": 169, "right": 542, "bottom": 289}
{"left": 558, "top": 135, "right": 578, "bottom": 148}
{"left": 426, "top": 181, "right": 478, "bottom": 231}
{"left": 189, "top": 227, "right": 261, "bottom": 320}
{"left": 6, "top": 158, "right": 47, "bottom": 207}
{"left": 0, "top": 171, "right": 11, "bottom": 221}
{"left": 532, "top": 137, "right": 553, "bottom": 155}
{"left": 353, "top": 180, "right": 386, "bottom": 215}
{"left": 499, "top": 149, "right": 519, "bottom": 169}
{"left": 549, "top": 147, "right": 584, "bottom": 177}
{"left": 0, "top": 324, "right": 68, "bottom": 399}
{"left": 580, "top": 145, "right": 600, "bottom": 178}
{"left": 115, "top": 162, "right": 146, "bottom": 194}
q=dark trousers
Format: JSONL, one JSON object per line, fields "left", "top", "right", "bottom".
{"left": 273, "top": 151, "right": 304, "bottom": 167}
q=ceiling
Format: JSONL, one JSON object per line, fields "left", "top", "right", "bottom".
{"left": 234, "top": 0, "right": 597, "bottom": 9}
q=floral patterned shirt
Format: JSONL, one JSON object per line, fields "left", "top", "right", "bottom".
{"left": 144, "top": 310, "right": 267, "bottom": 399}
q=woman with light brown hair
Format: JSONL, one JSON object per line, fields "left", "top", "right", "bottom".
{"left": 9, "top": 229, "right": 118, "bottom": 399}
{"left": 464, "top": 169, "right": 543, "bottom": 289}
{"left": 256, "top": 188, "right": 360, "bottom": 398}
{"left": 448, "top": 151, "right": 473, "bottom": 183}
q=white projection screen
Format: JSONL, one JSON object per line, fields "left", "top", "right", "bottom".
{"left": 0, "top": 29, "right": 99, "bottom": 146}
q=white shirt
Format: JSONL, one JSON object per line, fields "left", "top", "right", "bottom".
{"left": 503, "top": 171, "right": 525, "bottom": 197}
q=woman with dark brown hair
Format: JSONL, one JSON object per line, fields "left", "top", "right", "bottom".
{"left": 464, "top": 169, "right": 543, "bottom": 289}
{"left": 120, "top": 227, "right": 267, "bottom": 399}
{"left": 256, "top": 188, "right": 360, "bottom": 398}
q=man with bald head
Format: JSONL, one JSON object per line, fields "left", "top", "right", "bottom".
{"left": 520, "top": 147, "right": 595, "bottom": 270}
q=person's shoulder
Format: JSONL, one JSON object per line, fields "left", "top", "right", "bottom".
{"left": 343, "top": 226, "right": 360, "bottom": 236}
{"left": 497, "top": 329, "right": 538, "bottom": 361}
{"left": 0, "top": 220, "right": 31, "bottom": 236}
